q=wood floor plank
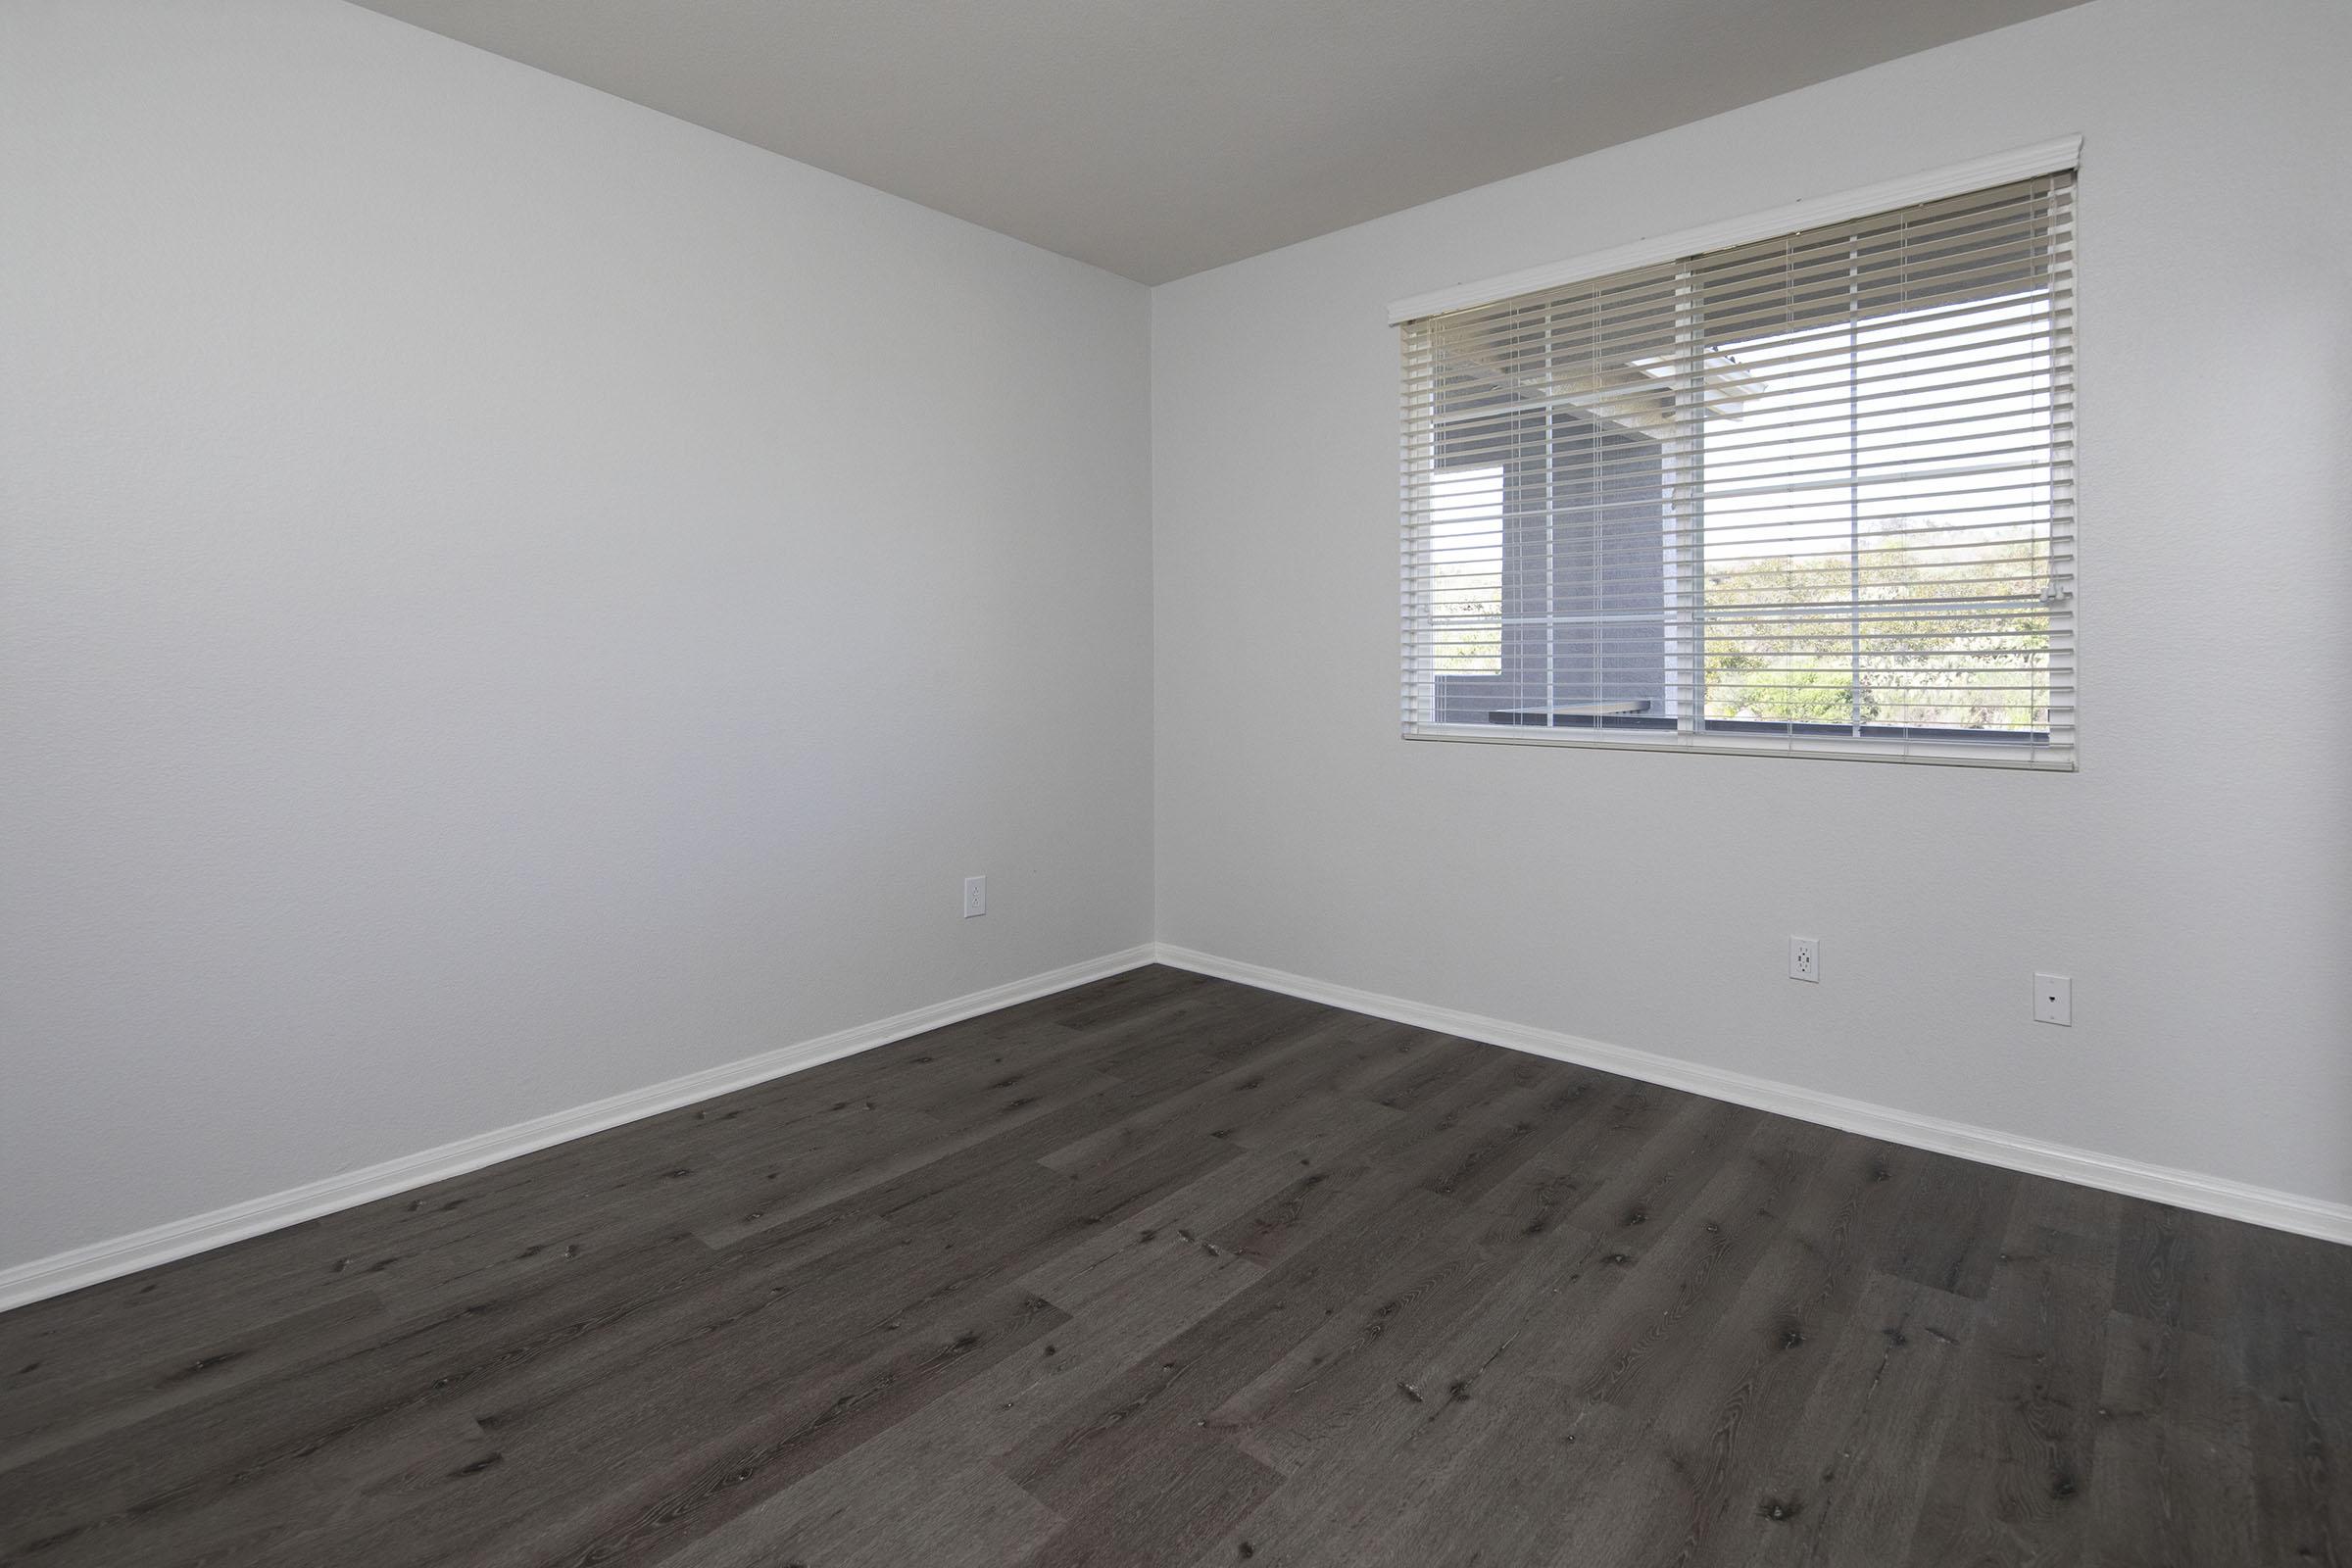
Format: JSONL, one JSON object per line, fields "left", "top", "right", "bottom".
{"left": 2248, "top": 1328, "right": 2352, "bottom": 1568}
{"left": 658, "top": 1439, "right": 1062, "bottom": 1568}
{"left": 999, "top": 1185, "right": 1471, "bottom": 1508}
{"left": 0, "top": 1223, "right": 729, "bottom": 1566}
{"left": 1204, "top": 1212, "right": 1500, "bottom": 1475}
{"left": 1345, "top": 1375, "right": 1615, "bottom": 1568}
{"left": 1728, "top": 1270, "right": 1980, "bottom": 1568}
{"left": 1618, "top": 1137, "right": 1932, "bottom": 1568}
{"left": 1567, "top": 1115, "right": 1837, "bottom": 1414}
{"left": 1327, "top": 1049, "right": 1615, "bottom": 1214}
{"left": 1474, "top": 1085, "right": 1755, "bottom": 1246}
{"left": 965, "top": 1243, "right": 1270, "bottom": 1464}
{"left": 1904, "top": 1185, "right": 2119, "bottom": 1567}
{"left": 2111, "top": 1199, "right": 2243, "bottom": 1339}
{"left": 2092, "top": 1312, "right": 2257, "bottom": 1567}
{"left": 1, "top": 967, "right": 2343, "bottom": 1568}
{"left": 482, "top": 1284, "right": 1071, "bottom": 1568}
{"left": 0, "top": 1292, "right": 390, "bottom": 1473}
{"left": 1876, "top": 1148, "right": 2022, "bottom": 1300}
{"left": 1034, "top": 1016, "right": 1390, "bottom": 1179}
{"left": 0, "top": 1219, "right": 376, "bottom": 1417}
{"left": 1183, "top": 1378, "right": 1620, "bottom": 1568}
{"left": 2236, "top": 1222, "right": 2352, "bottom": 1568}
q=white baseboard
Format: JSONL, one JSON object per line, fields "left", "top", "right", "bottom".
{"left": 7, "top": 937, "right": 2339, "bottom": 1313}
{"left": 0, "top": 945, "right": 1157, "bottom": 1314}
{"left": 1154, "top": 944, "right": 2352, "bottom": 1248}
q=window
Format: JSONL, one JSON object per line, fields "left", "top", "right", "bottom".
{"left": 1398, "top": 153, "right": 2076, "bottom": 767}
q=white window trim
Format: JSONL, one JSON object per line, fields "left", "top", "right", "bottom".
{"left": 1388, "top": 137, "right": 2083, "bottom": 327}
{"left": 1400, "top": 723, "right": 2073, "bottom": 770}
{"left": 1395, "top": 141, "right": 2082, "bottom": 771}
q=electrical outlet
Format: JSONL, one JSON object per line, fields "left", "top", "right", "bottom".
{"left": 1788, "top": 936, "right": 1819, "bottom": 983}
{"left": 962, "top": 876, "right": 987, "bottom": 918}
{"left": 2034, "top": 972, "right": 2071, "bottom": 1025}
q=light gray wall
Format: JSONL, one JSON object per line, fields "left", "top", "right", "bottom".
{"left": 1152, "top": 0, "right": 2352, "bottom": 1205}
{"left": 0, "top": 0, "right": 1152, "bottom": 1272}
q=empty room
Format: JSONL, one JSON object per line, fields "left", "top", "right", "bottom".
{"left": 3, "top": 0, "right": 2348, "bottom": 1563}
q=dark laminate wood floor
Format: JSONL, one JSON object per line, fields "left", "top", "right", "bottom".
{"left": 3, "top": 966, "right": 2347, "bottom": 1567}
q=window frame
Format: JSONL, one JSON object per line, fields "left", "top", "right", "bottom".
{"left": 1394, "top": 140, "right": 2081, "bottom": 771}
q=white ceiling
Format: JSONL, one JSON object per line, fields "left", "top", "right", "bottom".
{"left": 349, "top": 0, "right": 2087, "bottom": 284}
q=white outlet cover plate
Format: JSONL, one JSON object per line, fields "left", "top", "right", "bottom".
{"left": 2034, "top": 972, "right": 2071, "bottom": 1025}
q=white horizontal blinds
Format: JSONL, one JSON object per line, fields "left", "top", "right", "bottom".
{"left": 1400, "top": 171, "right": 2076, "bottom": 766}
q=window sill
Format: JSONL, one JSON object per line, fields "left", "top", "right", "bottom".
{"left": 1402, "top": 720, "right": 2075, "bottom": 770}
